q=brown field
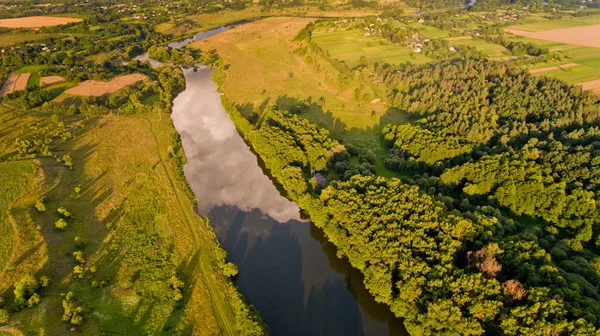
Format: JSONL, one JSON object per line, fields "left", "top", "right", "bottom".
{"left": 40, "top": 75, "right": 65, "bottom": 86}
{"left": 65, "top": 74, "right": 146, "bottom": 96}
{"left": 529, "top": 63, "right": 579, "bottom": 74}
{"left": 0, "top": 73, "right": 30, "bottom": 96}
{"left": 505, "top": 25, "right": 600, "bottom": 48}
{"left": 580, "top": 79, "right": 600, "bottom": 93}
{"left": 0, "top": 16, "right": 81, "bottom": 28}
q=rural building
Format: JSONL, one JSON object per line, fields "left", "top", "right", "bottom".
{"left": 313, "top": 173, "right": 327, "bottom": 186}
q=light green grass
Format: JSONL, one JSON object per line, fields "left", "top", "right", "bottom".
{"left": 449, "top": 38, "right": 510, "bottom": 57}
{"left": 14, "top": 65, "right": 46, "bottom": 74}
{"left": 507, "top": 13, "right": 600, "bottom": 32}
{"left": 406, "top": 22, "right": 453, "bottom": 38}
{"left": 0, "top": 161, "right": 35, "bottom": 273}
{"left": 0, "top": 33, "right": 54, "bottom": 46}
{"left": 312, "top": 29, "right": 432, "bottom": 68}
{"left": 142, "top": 93, "right": 160, "bottom": 105}
{"left": 27, "top": 72, "right": 40, "bottom": 88}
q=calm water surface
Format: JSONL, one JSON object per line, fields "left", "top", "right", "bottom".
{"left": 171, "top": 68, "right": 408, "bottom": 336}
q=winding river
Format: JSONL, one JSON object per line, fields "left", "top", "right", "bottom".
{"left": 166, "top": 26, "right": 408, "bottom": 336}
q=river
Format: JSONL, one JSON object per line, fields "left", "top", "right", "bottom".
{"left": 170, "top": 67, "right": 407, "bottom": 335}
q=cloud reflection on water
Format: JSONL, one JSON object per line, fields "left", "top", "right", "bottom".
{"left": 171, "top": 68, "right": 304, "bottom": 223}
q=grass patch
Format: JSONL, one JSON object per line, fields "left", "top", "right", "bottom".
{"left": 156, "top": 22, "right": 174, "bottom": 34}
{"left": 0, "top": 33, "right": 55, "bottom": 46}
{"left": 448, "top": 38, "right": 511, "bottom": 57}
{"left": 142, "top": 93, "right": 160, "bottom": 105}
{"left": 406, "top": 22, "right": 453, "bottom": 38}
{"left": 0, "top": 161, "right": 35, "bottom": 273}
{"left": 26, "top": 72, "right": 40, "bottom": 88}
{"left": 14, "top": 65, "right": 46, "bottom": 74}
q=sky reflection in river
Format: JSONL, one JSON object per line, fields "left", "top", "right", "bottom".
{"left": 172, "top": 68, "right": 303, "bottom": 223}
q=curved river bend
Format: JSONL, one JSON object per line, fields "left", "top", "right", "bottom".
{"left": 168, "top": 28, "right": 408, "bottom": 336}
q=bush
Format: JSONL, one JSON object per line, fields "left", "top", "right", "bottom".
{"left": 222, "top": 262, "right": 239, "bottom": 277}
{"left": 0, "top": 309, "right": 9, "bottom": 325}
{"left": 62, "top": 292, "right": 84, "bottom": 326}
{"left": 57, "top": 207, "right": 71, "bottom": 218}
{"left": 35, "top": 197, "right": 47, "bottom": 212}
{"left": 13, "top": 275, "right": 40, "bottom": 309}
{"left": 55, "top": 218, "right": 68, "bottom": 230}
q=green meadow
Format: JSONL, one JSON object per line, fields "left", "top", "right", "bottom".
{"left": 448, "top": 37, "right": 511, "bottom": 57}
{"left": 0, "top": 161, "right": 35, "bottom": 274}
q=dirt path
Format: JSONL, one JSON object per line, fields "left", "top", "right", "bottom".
{"left": 529, "top": 63, "right": 579, "bottom": 74}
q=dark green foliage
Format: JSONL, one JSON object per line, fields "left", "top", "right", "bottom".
{"left": 382, "top": 123, "right": 473, "bottom": 166}
{"left": 0, "top": 309, "right": 8, "bottom": 325}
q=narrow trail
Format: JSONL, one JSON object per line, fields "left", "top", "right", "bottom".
{"left": 136, "top": 115, "right": 236, "bottom": 336}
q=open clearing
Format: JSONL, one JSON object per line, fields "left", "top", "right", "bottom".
{"left": 40, "top": 76, "right": 65, "bottom": 86}
{"left": 0, "top": 73, "right": 30, "bottom": 96}
{"left": 0, "top": 16, "right": 82, "bottom": 28}
{"left": 505, "top": 25, "right": 600, "bottom": 48}
{"left": 64, "top": 74, "right": 146, "bottom": 96}
{"left": 529, "top": 63, "right": 579, "bottom": 73}
{"left": 448, "top": 38, "right": 510, "bottom": 57}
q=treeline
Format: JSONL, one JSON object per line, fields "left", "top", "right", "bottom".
{"left": 148, "top": 45, "right": 198, "bottom": 66}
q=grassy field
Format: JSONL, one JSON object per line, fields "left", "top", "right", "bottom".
{"left": 0, "top": 33, "right": 55, "bottom": 46}
{"left": 0, "top": 101, "right": 240, "bottom": 334}
{"left": 0, "top": 161, "right": 35, "bottom": 274}
{"left": 448, "top": 37, "right": 511, "bottom": 57}
{"left": 406, "top": 22, "right": 453, "bottom": 38}
{"left": 312, "top": 29, "right": 432, "bottom": 68}
{"left": 194, "top": 17, "right": 405, "bottom": 177}
{"left": 506, "top": 13, "right": 600, "bottom": 32}
{"left": 26, "top": 72, "right": 40, "bottom": 88}
{"left": 14, "top": 65, "right": 46, "bottom": 75}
